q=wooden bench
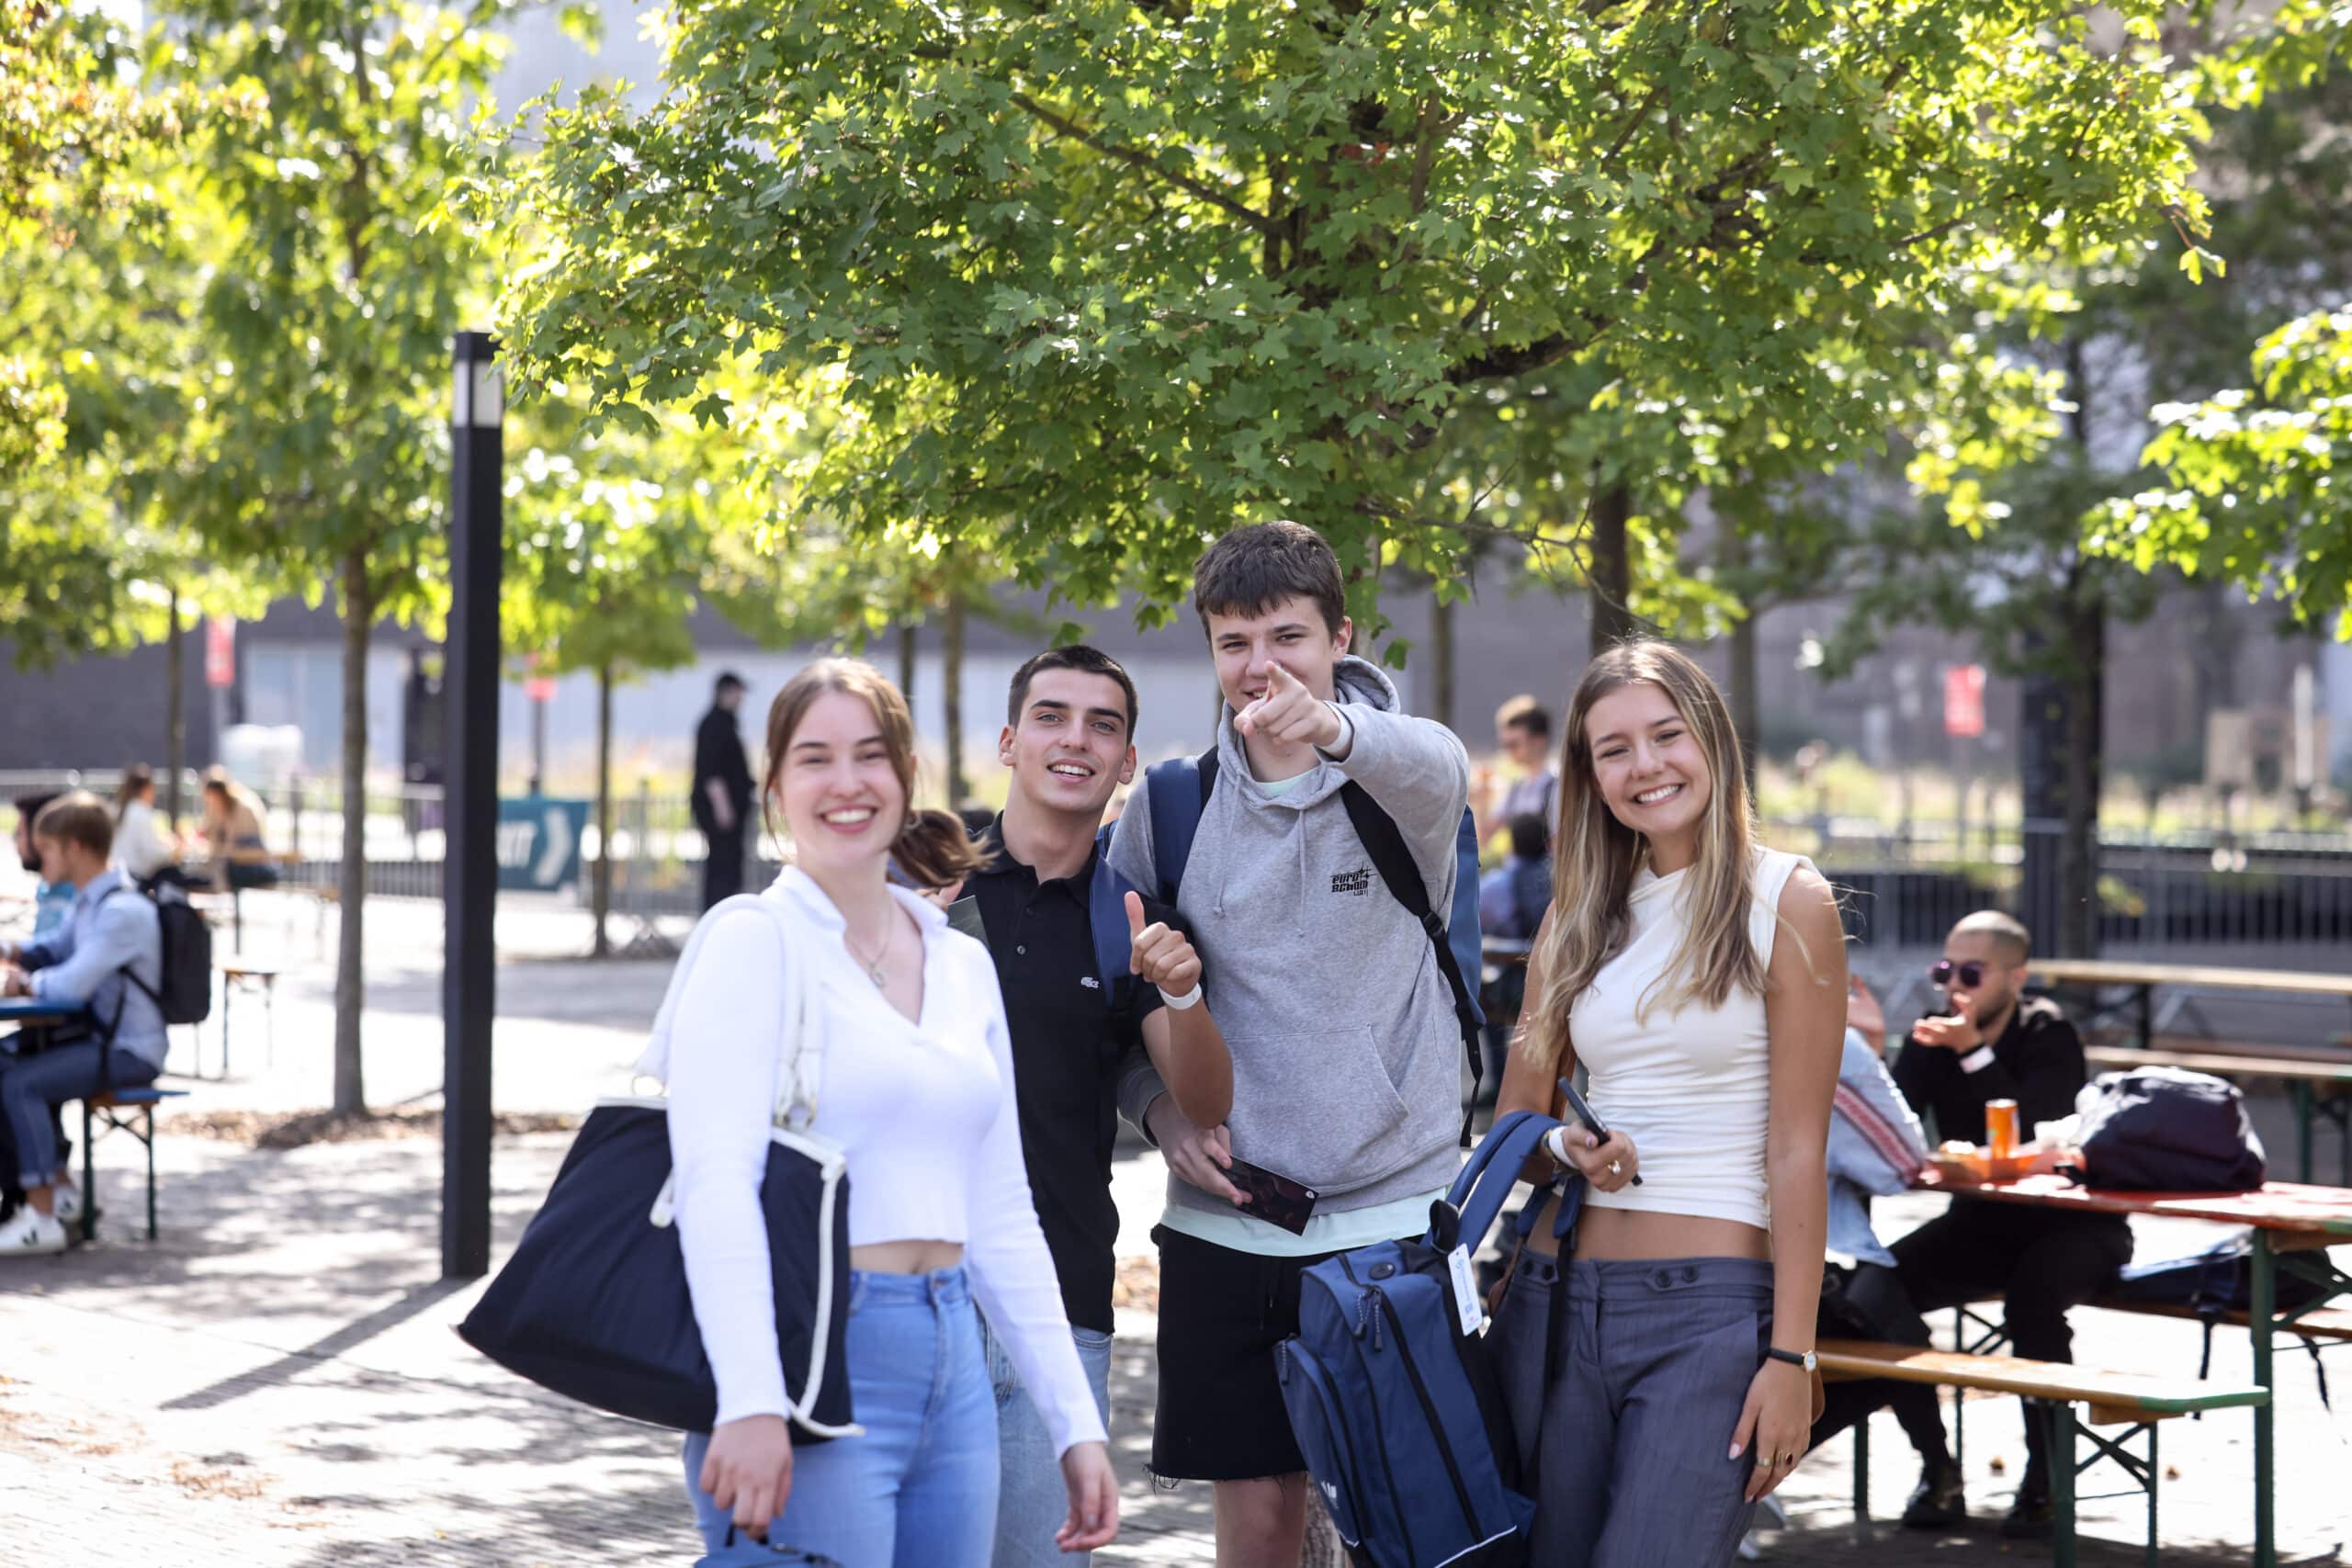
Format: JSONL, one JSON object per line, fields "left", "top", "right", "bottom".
{"left": 1820, "top": 1338, "right": 2267, "bottom": 1568}
{"left": 2083, "top": 1043, "right": 2352, "bottom": 1185}
{"left": 79, "top": 1086, "right": 190, "bottom": 1244}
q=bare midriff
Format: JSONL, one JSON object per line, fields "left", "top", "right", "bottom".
{"left": 850, "top": 1240, "right": 966, "bottom": 1275}
{"left": 1526, "top": 1190, "right": 1770, "bottom": 1262}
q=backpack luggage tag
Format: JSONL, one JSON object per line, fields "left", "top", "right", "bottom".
{"left": 1426, "top": 1198, "right": 1485, "bottom": 1335}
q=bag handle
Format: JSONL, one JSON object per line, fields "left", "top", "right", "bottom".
{"left": 1441, "top": 1109, "right": 1563, "bottom": 1252}
{"left": 639, "top": 892, "right": 819, "bottom": 1127}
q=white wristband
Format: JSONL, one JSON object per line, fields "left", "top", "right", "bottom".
{"left": 1160, "top": 983, "right": 1203, "bottom": 1011}
{"left": 1543, "top": 1126, "right": 1571, "bottom": 1166}
{"left": 1958, "top": 1045, "right": 1997, "bottom": 1075}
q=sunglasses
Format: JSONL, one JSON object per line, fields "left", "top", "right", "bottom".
{"left": 1928, "top": 959, "right": 1994, "bottom": 989}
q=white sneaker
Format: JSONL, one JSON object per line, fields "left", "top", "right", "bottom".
{"left": 51, "top": 1182, "right": 81, "bottom": 1225}
{"left": 0, "top": 1206, "right": 67, "bottom": 1255}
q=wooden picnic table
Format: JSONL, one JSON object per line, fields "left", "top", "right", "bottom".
{"left": 1918, "top": 1168, "right": 2352, "bottom": 1568}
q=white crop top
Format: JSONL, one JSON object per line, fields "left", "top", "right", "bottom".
{"left": 1569, "top": 847, "right": 1815, "bottom": 1232}
{"left": 651, "top": 869, "right": 1105, "bottom": 1453}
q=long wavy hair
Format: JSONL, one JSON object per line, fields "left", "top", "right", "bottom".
{"left": 761, "top": 659, "right": 984, "bottom": 891}
{"left": 1521, "top": 641, "right": 1771, "bottom": 1071}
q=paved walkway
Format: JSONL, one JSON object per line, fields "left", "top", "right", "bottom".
{"left": 2, "top": 926, "right": 2347, "bottom": 1564}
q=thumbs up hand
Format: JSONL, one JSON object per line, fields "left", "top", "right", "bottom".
{"left": 1236, "top": 661, "right": 1344, "bottom": 751}
{"left": 1125, "top": 889, "right": 1202, "bottom": 996}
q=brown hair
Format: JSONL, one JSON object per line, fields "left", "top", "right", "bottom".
{"left": 115, "top": 762, "right": 155, "bottom": 822}
{"left": 1007, "top": 645, "right": 1139, "bottom": 738}
{"left": 761, "top": 658, "right": 984, "bottom": 891}
{"left": 1192, "top": 520, "right": 1348, "bottom": 637}
{"left": 1496, "top": 694, "right": 1553, "bottom": 739}
{"left": 34, "top": 791, "right": 115, "bottom": 861}
{"left": 1523, "top": 641, "right": 1805, "bottom": 1070}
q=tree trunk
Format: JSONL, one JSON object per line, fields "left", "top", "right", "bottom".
{"left": 164, "top": 593, "right": 187, "bottom": 831}
{"left": 1588, "top": 482, "right": 1638, "bottom": 657}
{"left": 943, "top": 594, "right": 968, "bottom": 806}
{"left": 333, "top": 547, "right": 371, "bottom": 1116}
{"left": 592, "top": 660, "right": 614, "bottom": 960}
{"left": 1718, "top": 525, "right": 1761, "bottom": 798}
{"left": 897, "top": 619, "right": 918, "bottom": 705}
{"left": 2058, "top": 579, "right": 2106, "bottom": 960}
{"left": 1428, "top": 584, "right": 1456, "bottom": 732}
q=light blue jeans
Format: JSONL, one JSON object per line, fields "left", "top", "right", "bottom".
{"left": 981, "top": 1315, "right": 1114, "bottom": 1568}
{"left": 683, "top": 1267, "right": 999, "bottom": 1568}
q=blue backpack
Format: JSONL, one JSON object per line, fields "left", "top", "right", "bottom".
{"left": 1144, "top": 750, "right": 1488, "bottom": 1136}
{"left": 1279, "top": 1109, "right": 1569, "bottom": 1568}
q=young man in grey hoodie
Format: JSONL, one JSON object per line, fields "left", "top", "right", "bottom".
{"left": 1108, "top": 520, "right": 1471, "bottom": 1565}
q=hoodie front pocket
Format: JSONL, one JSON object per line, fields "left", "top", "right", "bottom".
{"left": 1226, "top": 1026, "right": 1410, "bottom": 1193}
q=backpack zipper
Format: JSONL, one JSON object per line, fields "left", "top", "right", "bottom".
{"left": 1375, "top": 1290, "right": 1483, "bottom": 1540}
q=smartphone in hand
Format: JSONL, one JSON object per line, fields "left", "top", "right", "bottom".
{"left": 1222, "top": 1155, "right": 1319, "bottom": 1235}
{"left": 1556, "top": 1077, "right": 1643, "bottom": 1186}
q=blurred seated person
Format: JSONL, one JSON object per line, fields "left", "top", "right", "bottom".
{"left": 1801, "top": 976, "right": 1959, "bottom": 1528}
{"left": 198, "top": 770, "right": 277, "bottom": 893}
{"left": 1473, "top": 812, "right": 1551, "bottom": 1103}
{"left": 0, "top": 794, "right": 167, "bottom": 1256}
{"left": 1883, "top": 910, "right": 2131, "bottom": 1540}
{"left": 12, "top": 793, "right": 74, "bottom": 940}
{"left": 1473, "top": 694, "right": 1559, "bottom": 849}
{"left": 111, "top": 764, "right": 187, "bottom": 888}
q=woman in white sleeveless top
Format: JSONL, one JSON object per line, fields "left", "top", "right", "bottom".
{"left": 1488, "top": 641, "right": 1847, "bottom": 1568}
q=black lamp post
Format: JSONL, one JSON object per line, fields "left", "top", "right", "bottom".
{"left": 443, "top": 331, "right": 503, "bottom": 1280}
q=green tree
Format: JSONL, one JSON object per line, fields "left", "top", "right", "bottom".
{"left": 2099, "top": 304, "right": 2352, "bottom": 637}
{"left": 492, "top": 0, "right": 2210, "bottom": 640}
{"left": 145, "top": 0, "right": 510, "bottom": 1115}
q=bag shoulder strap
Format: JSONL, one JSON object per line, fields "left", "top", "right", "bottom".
{"left": 1143, "top": 748, "right": 1218, "bottom": 904}
{"left": 1088, "top": 826, "right": 1143, "bottom": 1010}
{"left": 1336, "top": 782, "right": 1485, "bottom": 1141}
{"left": 1445, "top": 1110, "right": 1564, "bottom": 1249}
{"left": 641, "top": 893, "right": 814, "bottom": 1125}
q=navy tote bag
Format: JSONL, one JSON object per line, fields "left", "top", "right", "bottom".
{"left": 458, "top": 895, "right": 857, "bottom": 1438}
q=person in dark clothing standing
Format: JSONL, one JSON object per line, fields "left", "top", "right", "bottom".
{"left": 690, "top": 671, "right": 755, "bottom": 910}
{"left": 954, "top": 645, "right": 1233, "bottom": 1568}
{"left": 1887, "top": 909, "right": 2132, "bottom": 1540}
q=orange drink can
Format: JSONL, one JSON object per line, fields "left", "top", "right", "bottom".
{"left": 1984, "top": 1099, "right": 2020, "bottom": 1159}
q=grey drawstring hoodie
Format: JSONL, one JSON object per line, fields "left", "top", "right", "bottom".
{"left": 1109, "top": 655, "right": 1472, "bottom": 1224}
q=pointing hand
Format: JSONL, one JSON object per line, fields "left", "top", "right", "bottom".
{"left": 1236, "top": 662, "right": 1344, "bottom": 751}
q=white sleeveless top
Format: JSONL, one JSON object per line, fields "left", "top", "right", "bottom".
{"left": 1569, "top": 847, "right": 1814, "bottom": 1231}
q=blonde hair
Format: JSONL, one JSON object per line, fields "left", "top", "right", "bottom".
{"left": 1523, "top": 641, "right": 1770, "bottom": 1070}
{"left": 760, "top": 658, "right": 983, "bottom": 891}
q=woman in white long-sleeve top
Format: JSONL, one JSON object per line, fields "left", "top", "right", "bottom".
{"left": 662, "top": 657, "right": 1118, "bottom": 1567}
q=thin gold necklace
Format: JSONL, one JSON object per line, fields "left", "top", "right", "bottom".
{"left": 843, "top": 911, "right": 895, "bottom": 988}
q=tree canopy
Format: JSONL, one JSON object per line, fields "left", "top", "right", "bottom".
{"left": 493, "top": 0, "right": 2211, "bottom": 632}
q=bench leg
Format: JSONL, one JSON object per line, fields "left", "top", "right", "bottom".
{"left": 2145, "top": 1422, "right": 2158, "bottom": 1568}
{"left": 142, "top": 1107, "right": 157, "bottom": 1242}
{"left": 266, "top": 976, "right": 277, "bottom": 1066}
{"left": 1951, "top": 1308, "right": 1964, "bottom": 1477}
{"left": 2045, "top": 1401, "right": 2076, "bottom": 1568}
{"left": 221, "top": 978, "right": 232, "bottom": 1080}
{"left": 1854, "top": 1409, "right": 1871, "bottom": 1524}
{"left": 80, "top": 1099, "right": 96, "bottom": 1245}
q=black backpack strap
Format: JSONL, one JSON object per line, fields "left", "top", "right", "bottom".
{"left": 1336, "top": 782, "right": 1484, "bottom": 1145}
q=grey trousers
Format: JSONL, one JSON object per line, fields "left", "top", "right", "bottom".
{"left": 1490, "top": 1253, "right": 1776, "bottom": 1568}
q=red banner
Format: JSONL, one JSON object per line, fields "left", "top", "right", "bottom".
{"left": 1943, "top": 664, "right": 1986, "bottom": 739}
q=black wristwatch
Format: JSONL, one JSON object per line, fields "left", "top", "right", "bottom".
{"left": 1767, "top": 1348, "right": 1817, "bottom": 1372}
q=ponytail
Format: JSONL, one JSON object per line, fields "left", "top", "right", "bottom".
{"left": 892, "top": 807, "right": 986, "bottom": 891}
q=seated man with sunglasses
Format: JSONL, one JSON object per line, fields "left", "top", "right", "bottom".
{"left": 1884, "top": 910, "right": 2132, "bottom": 1540}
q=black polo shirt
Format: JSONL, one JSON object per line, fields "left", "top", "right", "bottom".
{"left": 1893, "top": 994, "right": 2088, "bottom": 1145}
{"left": 958, "top": 818, "right": 1186, "bottom": 1333}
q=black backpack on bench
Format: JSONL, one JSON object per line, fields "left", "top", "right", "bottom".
{"left": 2073, "top": 1066, "right": 2266, "bottom": 1192}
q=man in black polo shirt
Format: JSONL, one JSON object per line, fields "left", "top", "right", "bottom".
{"left": 1889, "top": 909, "right": 2132, "bottom": 1540}
{"left": 958, "top": 645, "right": 1234, "bottom": 1568}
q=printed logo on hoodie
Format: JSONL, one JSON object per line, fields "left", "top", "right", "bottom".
{"left": 1329, "top": 867, "right": 1372, "bottom": 897}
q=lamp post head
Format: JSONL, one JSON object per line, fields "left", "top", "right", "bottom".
{"left": 452, "top": 331, "right": 502, "bottom": 429}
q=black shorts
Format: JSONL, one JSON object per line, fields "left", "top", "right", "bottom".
{"left": 1148, "top": 1223, "right": 1403, "bottom": 1483}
